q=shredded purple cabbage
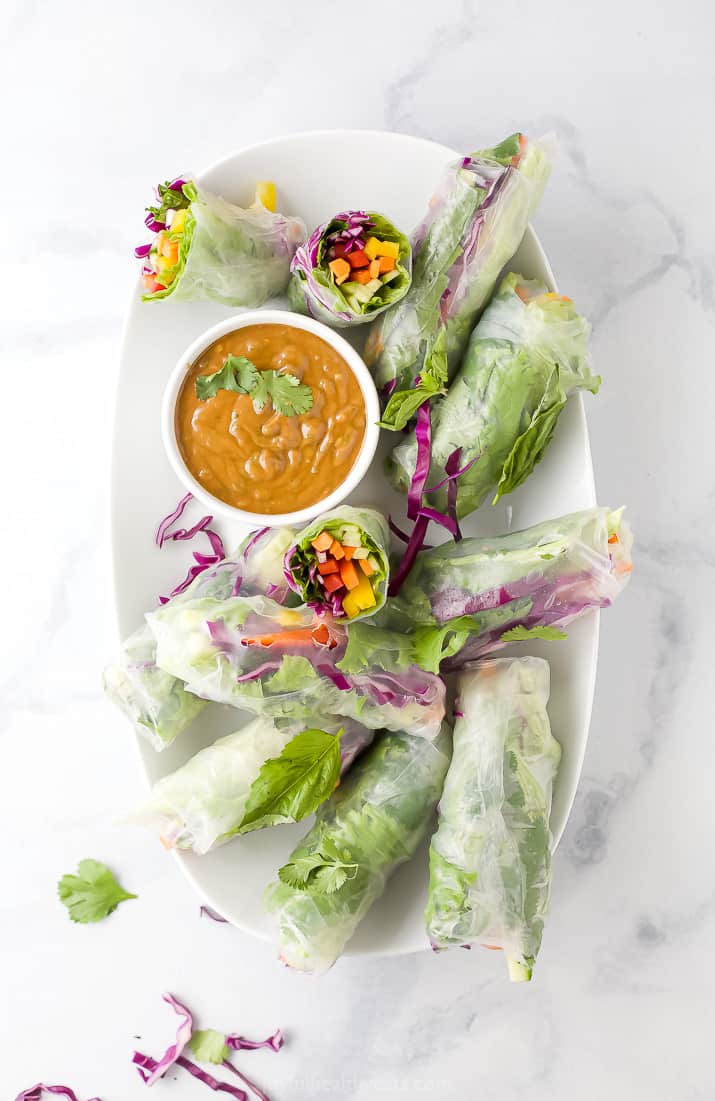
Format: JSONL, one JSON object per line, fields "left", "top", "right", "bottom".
{"left": 200, "top": 904, "right": 228, "bottom": 923}
{"left": 388, "top": 514, "right": 430, "bottom": 596}
{"left": 139, "top": 993, "right": 193, "bottom": 1086}
{"left": 156, "top": 493, "right": 226, "bottom": 603}
{"left": 134, "top": 242, "right": 152, "bottom": 259}
{"left": 14, "top": 1087, "right": 101, "bottom": 1101}
{"left": 407, "top": 404, "right": 432, "bottom": 520}
{"left": 226, "top": 1030, "right": 284, "bottom": 1053}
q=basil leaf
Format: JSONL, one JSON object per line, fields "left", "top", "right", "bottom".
{"left": 237, "top": 728, "right": 342, "bottom": 834}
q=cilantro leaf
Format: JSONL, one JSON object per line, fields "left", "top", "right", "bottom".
{"left": 260, "top": 371, "right": 314, "bottom": 417}
{"left": 278, "top": 851, "right": 327, "bottom": 889}
{"left": 500, "top": 625, "right": 568, "bottom": 641}
{"left": 195, "top": 354, "right": 313, "bottom": 417}
{"left": 195, "top": 355, "right": 259, "bottom": 400}
{"left": 57, "top": 859, "right": 136, "bottom": 924}
{"left": 190, "top": 1029, "right": 229, "bottom": 1065}
{"left": 237, "top": 728, "right": 342, "bottom": 834}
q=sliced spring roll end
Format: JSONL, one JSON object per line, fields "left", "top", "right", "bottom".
{"left": 507, "top": 957, "right": 534, "bottom": 983}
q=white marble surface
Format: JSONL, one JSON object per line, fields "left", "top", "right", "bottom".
{"left": 2, "top": 1, "right": 714, "bottom": 1097}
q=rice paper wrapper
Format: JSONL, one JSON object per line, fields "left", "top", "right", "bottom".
{"left": 284, "top": 506, "right": 391, "bottom": 620}
{"left": 103, "top": 623, "right": 205, "bottom": 751}
{"left": 127, "top": 714, "right": 374, "bottom": 854}
{"left": 365, "top": 134, "right": 552, "bottom": 403}
{"left": 388, "top": 507, "right": 633, "bottom": 671}
{"left": 149, "top": 182, "right": 306, "bottom": 306}
{"left": 104, "top": 530, "right": 297, "bottom": 750}
{"left": 146, "top": 594, "right": 446, "bottom": 740}
{"left": 288, "top": 210, "right": 412, "bottom": 327}
{"left": 425, "top": 657, "right": 560, "bottom": 980}
{"left": 387, "top": 272, "right": 600, "bottom": 518}
{"left": 266, "top": 726, "right": 452, "bottom": 973}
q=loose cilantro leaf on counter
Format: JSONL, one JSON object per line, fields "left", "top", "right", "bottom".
{"left": 57, "top": 859, "right": 137, "bottom": 923}
{"left": 195, "top": 354, "right": 313, "bottom": 417}
{"left": 190, "top": 1028, "right": 229, "bottom": 1065}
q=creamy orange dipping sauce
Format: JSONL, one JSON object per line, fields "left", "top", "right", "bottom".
{"left": 175, "top": 323, "right": 366, "bottom": 514}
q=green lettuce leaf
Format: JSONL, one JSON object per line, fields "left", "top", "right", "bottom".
{"left": 57, "top": 859, "right": 136, "bottom": 924}
{"left": 337, "top": 623, "right": 414, "bottom": 675}
{"left": 237, "top": 728, "right": 343, "bottom": 833}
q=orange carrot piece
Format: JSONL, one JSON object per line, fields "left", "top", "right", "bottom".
{"left": 350, "top": 269, "right": 373, "bottom": 285}
{"left": 242, "top": 628, "right": 318, "bottom": 648}
{"left": 347, "top": 249, "right": 369, "bottom": 269}
{"left": 329, "top": 540, "right": 345, "bottom": 559}
{"left": 311, "top": 532, "right": 333, "bottom": 552}
{"left": 318, "top": 558, "right": 339, "bottom": 575}
{"left": 329, "top": 258, "right": 351, "bottom": 285}
{"left": 358, "top": 557, "right": 374, "bottom": 577}
{"left": 515, "top": 284, "right": 531, "bottom": 303}
{"left": 342, "top": 545, "right": 355, "bottom": 560}
{"left": 378, "top": 255, "right": 395, "bottom": 273}
{"left": 608, "top": 534, "right": 619, "bottom": 545}
{"left": 339, "top": 559, "right": 360, "bottom": 591}
{"left": 323, "top": 572, "right": 345, "bottom": 593}
{"left": 369, "top": 259, "right": 381, "bottom": 280}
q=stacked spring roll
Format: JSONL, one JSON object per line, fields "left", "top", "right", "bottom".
{"left": 147, "top": 594, "right": 445, "bottom": 740}
{"left": 387, "top": 507, "right": 633, "bottom": 671}
{"left": 425, "top": 658, "right": 560, "bottom": 982}
{"left": 104, "top": 526, "right": 296, "bottom": 749}
{"left": 129, "top": 716, "right": 374, "bottom": 854}
{"left": 136, "top": 177, "right": 305, "bottom": 305}
{"left": 283, "top": 507, "right": 390, "bottom": 620}
{"left": 365, "top": 134, "right": 552, "bottom": 427}
{"left": 387, "top": 274, "right": 601, "bottom": 517}
{"left": 266, "top": 724, "right": 452, "bottom": 972}
{"left": 288, "top": 210, "right": 412, "bottom": 326}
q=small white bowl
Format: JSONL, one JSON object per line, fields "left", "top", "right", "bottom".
{"left": 162, "top": 309, "right": 380, "bottom": 528}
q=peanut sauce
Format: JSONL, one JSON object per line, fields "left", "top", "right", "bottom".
{"left": 175, "top": 324, "right": 366, "bottom": 514}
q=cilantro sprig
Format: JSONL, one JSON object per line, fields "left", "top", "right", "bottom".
{"left": 196, "top": 354, "right": 314, "bottom": 417}
{"left": 57, "top": 859, "right": 137, "bottom": 924}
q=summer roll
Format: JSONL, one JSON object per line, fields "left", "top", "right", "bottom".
{"left": 387, "top": 274, "right": 600, "bottom": 518}
{"left": 147, "top": 595, "right": 446, "bottom": 741}
{"left": 104, "top": 526, "right": 296, "bottom": 750}
{"left": 283, "top": 507, "right": 390, "bottom": 620}
{"left": 265, "top": 724, "right": 452, "bottom": 973}
{"left": 288, "top": 210, "right": 411, "bottom": 326}
{"left": 366, "top": 133, "right": 552, "bottom": 428}
{"left": 425, "top": 658, "right": 560, "bottom": 982}
{"left": 388, "top": 507, "right": 633, "bottom": 671}
{"left": 128, "top": 716, "right": 374, "bottom": 854}
{"left": 136, "top": 177, "right": 305, "bottom": 305}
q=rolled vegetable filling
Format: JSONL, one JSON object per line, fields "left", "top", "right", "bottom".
{"left": 426, "top": 658, "right": 560, "bottom": 981}
{"left": 135, "top": 176, "right": 306, "bottom": 306}
{"left": 366, "top": 133, "right": 552, "bottom": 426}
{"left": 387, "top": 273, "right": 601, "bottom": 519}
{"left": 387, "top": 507, "right": 634, "bottom": 672}
{"left": 288, "top": 210, "right": 412, "bottom": 326}
{"left": 284, "top": 507, "right": 390, "bottom": 620}
{"left": 146, "top": 594, "right": 446, "bottom": 740}
{"left": 265, "top": 725, "right": 452, "bottom": 973}
{"left": 128, "top": 715, "right": 374, "bottom": 854}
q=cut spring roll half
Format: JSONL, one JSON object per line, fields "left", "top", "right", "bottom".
{"left": 288, "top": 210, "right": 411, "bottom": 326}
{"left": 387, "top": 274, "right": 600, "bottom": 518}
{"left": 136, "top": 177, "right": 305, "bottom": 306}
{"left": 104, "top": 527, "right": 296, "bottom": 750}
{"left": 388, "top": 507, "right": 633, "bottom": 672}
{"left": 147, "top": 594, "right": 446, "bottom": 740}
{"left": 265, "top": 724, "right": 452, "bottom": 973}
{"left": 426, "top": 658, "right": 560, "bottom": 982}
{"left": 128, "top": 716, "right": 374, "bottom": 854}
{"left": 366, "top": 134, "right": 552, "bottom": 428}
{"left": 283, "top": 507, "right": 390, "bottom": 620}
